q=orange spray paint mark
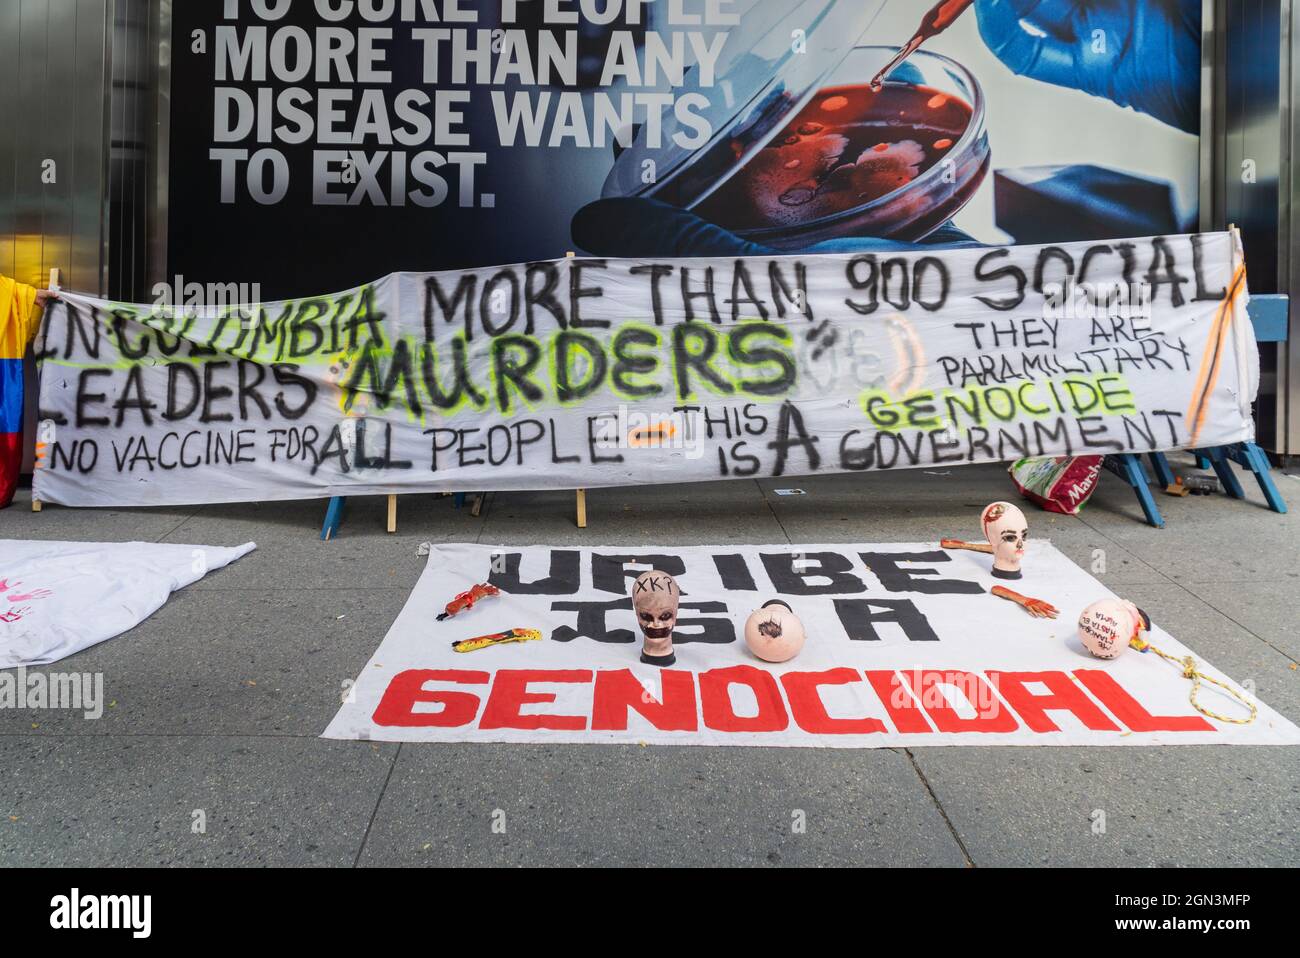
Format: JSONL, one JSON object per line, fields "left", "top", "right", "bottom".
{"left": 628, "top": 422, "right": 677, "bottom": 448}
{"left": 1185, "top": 264, "right": 1247, "bottom": 446}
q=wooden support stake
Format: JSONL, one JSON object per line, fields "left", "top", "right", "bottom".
{"left": 470, "top": 493, "right": 484, "bottom": 517}
{"left": 32, "top": 268, "right": 60, "bottom": 513}
{"left": 386, "top": 494, "right": 397, "bottom": 533}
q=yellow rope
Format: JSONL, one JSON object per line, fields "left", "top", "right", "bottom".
{"left": 1132, "top": 638, "right": 1257, "bottom": 725}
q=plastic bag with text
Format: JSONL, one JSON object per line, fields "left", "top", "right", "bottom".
{"left": 1009, "top": 456, "right": 1103, "bottom": 515}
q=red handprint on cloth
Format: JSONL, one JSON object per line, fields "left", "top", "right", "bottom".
{"left": 0, "top": 606, "right": 32, "bottom": 623}
{"left": 0, "top": 579, "right": 53, "bottom": 606}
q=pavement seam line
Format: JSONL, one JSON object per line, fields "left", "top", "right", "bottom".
{"left": 756, "top": 480, "right": 795, "bottom": 545}
{"left": 1073, "top": 513, "right": 1169, "bottom": 583}
{"left": 153, "top": 510, "right": 202, "bottom": 543}
{"left": 904, "top": 748, "right": 976, "bottom": 868}
{"left": 1157, "top": 578, "right": 1300, "bottom": 667}
{"left": 354, "top": 741, "right": 402, "bottom": 868}
{"left": 474, "top": 492, "right": 493, "bottom": 544}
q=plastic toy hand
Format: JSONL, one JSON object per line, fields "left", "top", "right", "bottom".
{"left": 570, "top": 197, "right": 981, "bottom": 259}
{"left": 973, "top": 0, "right": 1200, "bottom": 133}
{"left": 991, "top": 585, "right": 1059, "bottom": 618}
{"left": 1019, "top": 595, "right": 1060, "bottom": 619}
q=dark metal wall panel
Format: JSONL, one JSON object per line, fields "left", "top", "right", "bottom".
{"left": 41, "top": 0, "right": 80, "bottom": 286}
{"left": 148, "top": 0, "right": 170, "bottom": 291}
{"left": 13, "top": 0, "right": 50, "bottom": 288}
{"left": 1284, "top": 0, "right": 1299, "bottom": 454}
{"left": 71, "top": 0, "right": 111, "bottom": 294}
{"left": 0, "top": 0, "right": 19, "bottom": 280}
{"left": 1208, "top": 0, "right": 1298, "bottom": 455}
{"left": 0, "top": 0, "right": 113, "bottom": 294}
{"left": 1220, "top": 0, "right": 1281, "bottom": 292}
{"left": 106, "top": 0, "right": 155, "bottom": 301}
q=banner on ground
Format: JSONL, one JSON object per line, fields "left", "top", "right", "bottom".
{"left": 0, "top": 539, "right": 256, "bottom": 667}
{"left": 35, "top": 232, "right": 1255, "bottom": 507}
{"left": 323, "top": 542, "right": 1300, "bottom": 747}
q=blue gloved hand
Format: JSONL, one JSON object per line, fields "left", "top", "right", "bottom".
{"left": 974, "top": 0, "right": 1200, "bottom": 133}
{"left": 570, "top": 198, "right": 981, "bottom": 258}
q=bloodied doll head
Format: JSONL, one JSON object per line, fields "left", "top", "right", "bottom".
{"left": 981, "top": 501, "right": 1028, "bottom": 579}
{"left": 632, "top": 570, "right": 680, "bottom": 667}
{"left": 1077, "top": 598, "right": 1151, "bottom": 660}
{"left": 743, "top": 600, "right": 807, "bottom": 663}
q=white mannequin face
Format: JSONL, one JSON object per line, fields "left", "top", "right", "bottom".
{"left": 982, "top": 501, "right": 1028, "bottom": 573}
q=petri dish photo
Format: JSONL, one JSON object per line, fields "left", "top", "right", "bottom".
{"left": 693, "top": 45, "right": 991, "bottom": 247}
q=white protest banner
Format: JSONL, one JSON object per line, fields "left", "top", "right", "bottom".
{"left": 35, "top": 232, "right": 1255, "bottom": 507}
{"left": 323, "top": 542, "right": 1300, "bottom": 748}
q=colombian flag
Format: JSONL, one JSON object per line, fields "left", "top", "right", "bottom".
{"left": 1, "top": 274, "right": 43, "bottom": 508}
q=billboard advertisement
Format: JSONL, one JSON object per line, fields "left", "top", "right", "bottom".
{"left": 166, "top": 1, "right": 1202, "bottom": 298}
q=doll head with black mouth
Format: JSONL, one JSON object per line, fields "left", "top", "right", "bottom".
{"left": 632, "top": 570, "right": 680, "bottom": 666}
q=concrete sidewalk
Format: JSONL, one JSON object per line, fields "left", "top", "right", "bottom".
{"left": 1, "top": 456, "right": 1297, "bottom": 867}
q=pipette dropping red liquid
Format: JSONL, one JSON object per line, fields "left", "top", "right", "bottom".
{"left": 869, "top": 0, "right": 977, "bottom": 91}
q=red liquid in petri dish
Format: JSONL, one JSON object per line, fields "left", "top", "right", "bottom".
{"left": 697, "top": 82, "right": 974, "bottom": 233}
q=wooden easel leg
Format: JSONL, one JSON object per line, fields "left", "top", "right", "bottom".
{"left": 386, "top": 494, "right": 397, "bottom": 533}
{"left": 575, "top": 488, "right": 587, "bottom": 529}
{"left": 31, "top": 498, "right": 42, "bottom": 512}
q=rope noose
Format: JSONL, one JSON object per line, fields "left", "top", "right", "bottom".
{"left": 1131, "top": 637, "right": 1258, "bottom": 725}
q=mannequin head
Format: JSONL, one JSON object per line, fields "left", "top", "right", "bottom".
{"left": 743, "top": 600, "right": 807, "bottom": 663}
{"left": 1077, "top": 598, "right": 1151, "bottom": 659}
{"left": 632, "top": 570, "right": 680, "bottom": 666}
{"left": 981, "top": 501, "right": 1028, "bottom": 579}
